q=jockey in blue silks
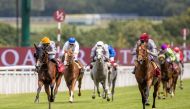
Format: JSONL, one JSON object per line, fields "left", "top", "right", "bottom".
{"left": 108, "top": 45, "right": 116, "bottom": 62}
{"left": 107, "top": 45, "right": 117, "bottom": 70}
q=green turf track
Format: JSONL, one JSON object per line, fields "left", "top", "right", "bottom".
{"left": 0, "top": 79, "right": 190, "bottom": 109}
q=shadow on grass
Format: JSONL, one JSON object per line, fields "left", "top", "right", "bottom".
{"left": 37, "top": 100, "right": 92, "bottom": 105}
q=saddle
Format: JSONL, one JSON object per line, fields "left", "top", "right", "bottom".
{"left": 150, "top": 61, "right": 161, "bottom": 77}
{"left": 57, "top": 60, "right": 64, "bottom": 73}
{"left": 51, "top": 59, "right": 64, "bottom": 73}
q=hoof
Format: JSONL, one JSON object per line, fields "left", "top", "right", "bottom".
{"left": 98, "top": 94, "right": 101, "bottom": 97}
{"left": 158, "top": 96, "right": 161, "bottom": 100}
{"left": 145, "top": 99, "right": 150, "bottom": 106}
{"left": 50, "top": 98, "right": 54, "bottom": 102}
{"left": 69, "top": 97, "right": 73, "bottom": 103}
{"left": 92, "top": 95, "right": 95, "bottom": 99}
{"left": 145, "top": 102, "right": 150, "bottom": 106}
{"left": 34, "top": 96, "right": 39, "bottom": 103}
{"left": 107, "top": 98, "right": 110, "bottom": 102}
{"left": 78, "top": 93, "right": 81, "bottom": 96}
{"left": 34, "top": 99, "right": 39, "bottom": 103}
{"left": 180, "top": 86, "right": 183, "bottom": 90}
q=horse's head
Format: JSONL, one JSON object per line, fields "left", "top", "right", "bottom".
{"left": 136, "top": 42, "right": 148, "bottom": 64}
{"left": 65, "top": 48, "right": 74, "bottom": 64}
{"left": 34, "top": 44, "right": 48, "bottom": 66}
{"left": 158, "top": 54, "right": 166, "bottom": 64}
{"left": 95, "top": 46, "right": 104, "bottom": 62}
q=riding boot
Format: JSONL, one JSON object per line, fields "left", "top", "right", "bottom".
{"left": 51, "top": 58, "right": 59, "bottom": 72}
{"left": 180, "top": 61, "right": 184, "bottom": 68}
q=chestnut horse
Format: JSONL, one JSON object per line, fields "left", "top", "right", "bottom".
{"left": 63, "top": 48, "right": 84, "bottom": 103}
{"left": 135, "top": 42, "right": 160, "bottom": 109}
{"left": 34, "top": 44, "right": 63, "bottom": 103}
{"left": 158, "top": 54, "right": 181, "bottom": 98}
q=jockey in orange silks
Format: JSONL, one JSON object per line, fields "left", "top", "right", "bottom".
{"left": 34, "top": 36, "right": 60, "bottom": 72}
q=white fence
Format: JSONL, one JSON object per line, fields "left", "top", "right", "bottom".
{"left": 0, "top": 64, "right": 190, "bottom": 94}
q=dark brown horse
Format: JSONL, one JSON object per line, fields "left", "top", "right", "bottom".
{"left": 63, "top": 48, "right": 84, "bottom": 103}
{"left": 135, "top": 42, "right": 160, "bottom": 109}
{"left": 34, "top": 44, "right": 63, "bottom": 103}
{"left": 158, "top": 54, "right": 181, "bottom": 98}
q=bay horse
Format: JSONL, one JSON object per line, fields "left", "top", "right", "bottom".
{"left": 34, "top": 44, "right": 63, "bottom": 103}
{"left": 63, "top": 48, "right": 84, "bottom": 103}
{"left": 90, "top": 46, "right": 110, "bottom": 101}
{"left": 158, "top": 53, "right": 181, "bottom": 98}
{"left": 135, "top": 42, "right": 160, "bottom": 109}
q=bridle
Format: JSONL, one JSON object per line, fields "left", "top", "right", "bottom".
{"left": 136, "top": 43, "right": 148, "bottom": 64}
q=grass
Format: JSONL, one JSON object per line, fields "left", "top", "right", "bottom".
{"left": 0, "top": 79, "right": 190, "bottom": 109}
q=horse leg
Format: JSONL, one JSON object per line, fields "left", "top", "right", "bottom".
{"left": 69, "top": 79, "right": 77, "bottom": 103}
{"left": 173, "top": 76, "right": 178, "bottom": 96}
{"left": 107, "top": 72, "right": 112, "bottom": 101}
{"left": 157, "top": 79, "right": 163, "bottom": 99}
{"left": 78, "top": 76, "right": 83, "bottom": 96}
{"left": 101, "top": 81, "right": 107, "bottom": 99}
{"left": 50, "top": 80, "right": 55, "bottom": 102}
{"left": 34, "top": 81, "right": 43, "bottom": 103}
{"left": 169, "top": 78, "right": 174, "bottom": 97}
{"left": 138, "top": 85, "right": 146, "bottom": 109}
{"left": 44, "top": 84, "right": 50, "bottom": 102}
{"left": 53, "top": 74, "right": 63, "bottom": 101}
{"left": 97, "top": 82, "right": 101, "bottom": 97}
{"left": 152, "top": 80, "right": 160, "bottom": 109}
{"left": 92, "top": 84, "right": 96, "bottom": 99}
{"left": 163, "top": 81, "right": 167, "bottom": 99}
{"left": 145, "top": 80, "right": 152, "bottom": 106}
{"left": 111, "top": 76, "right": 116, "bottom": 101}
{"left": 179, "top": 65, "right": 183, "bottom": 89}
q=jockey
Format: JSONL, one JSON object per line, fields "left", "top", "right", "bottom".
{"left": 35, "top": 36, "right": 57, "bottom": 71}
{"left": 60, "top": 37, "right": 83, "bottom": 69}
{"left": 89, "top": 41, "right": 109, "bottom": 69}
{"left": 173, "top": 47, "right": 184, "bottom": 68}
{"left": 107, "top": 45, "right": 117, "bottom": 70}
{"left": 132, "top": 33, "right": 160, "bottom": 76}
{"left": 161, "top": 43, "right": 176, "bottom": 69}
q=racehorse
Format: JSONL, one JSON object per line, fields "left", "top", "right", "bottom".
{"left": 90, "top": 46, "right": 111, "bottom": 101}
{"left": 158, "top": 53, "right": 181, "bottom": 98}
{"left": 63, "top": 48, "right": 84, "bottom": 103}
{"left": 34, "top": 44, "right": 63, "bottom": 103}
{"left": 135, "top": 42, "right": 160, "bottom": 109}
{"left": 108, "top": 64, "right": 117, "bottom": 101}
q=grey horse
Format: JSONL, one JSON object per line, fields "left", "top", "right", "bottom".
{"left": 90, "top": 46, "right": 111, "bottom": 101}
{"left": 108, "top": 64, "right": 117, "bottom": 101}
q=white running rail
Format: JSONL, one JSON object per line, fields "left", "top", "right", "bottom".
{"left": 0, "top": 64, "right": 190, "bottom": 94}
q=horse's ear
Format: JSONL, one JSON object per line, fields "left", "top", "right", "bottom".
{"left": 34, "top": 43, "right": 37, "bottom": 49}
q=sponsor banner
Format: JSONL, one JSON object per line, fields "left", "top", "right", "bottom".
{"left": 0, "top": 47, "right": 190, "bottom": 66}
